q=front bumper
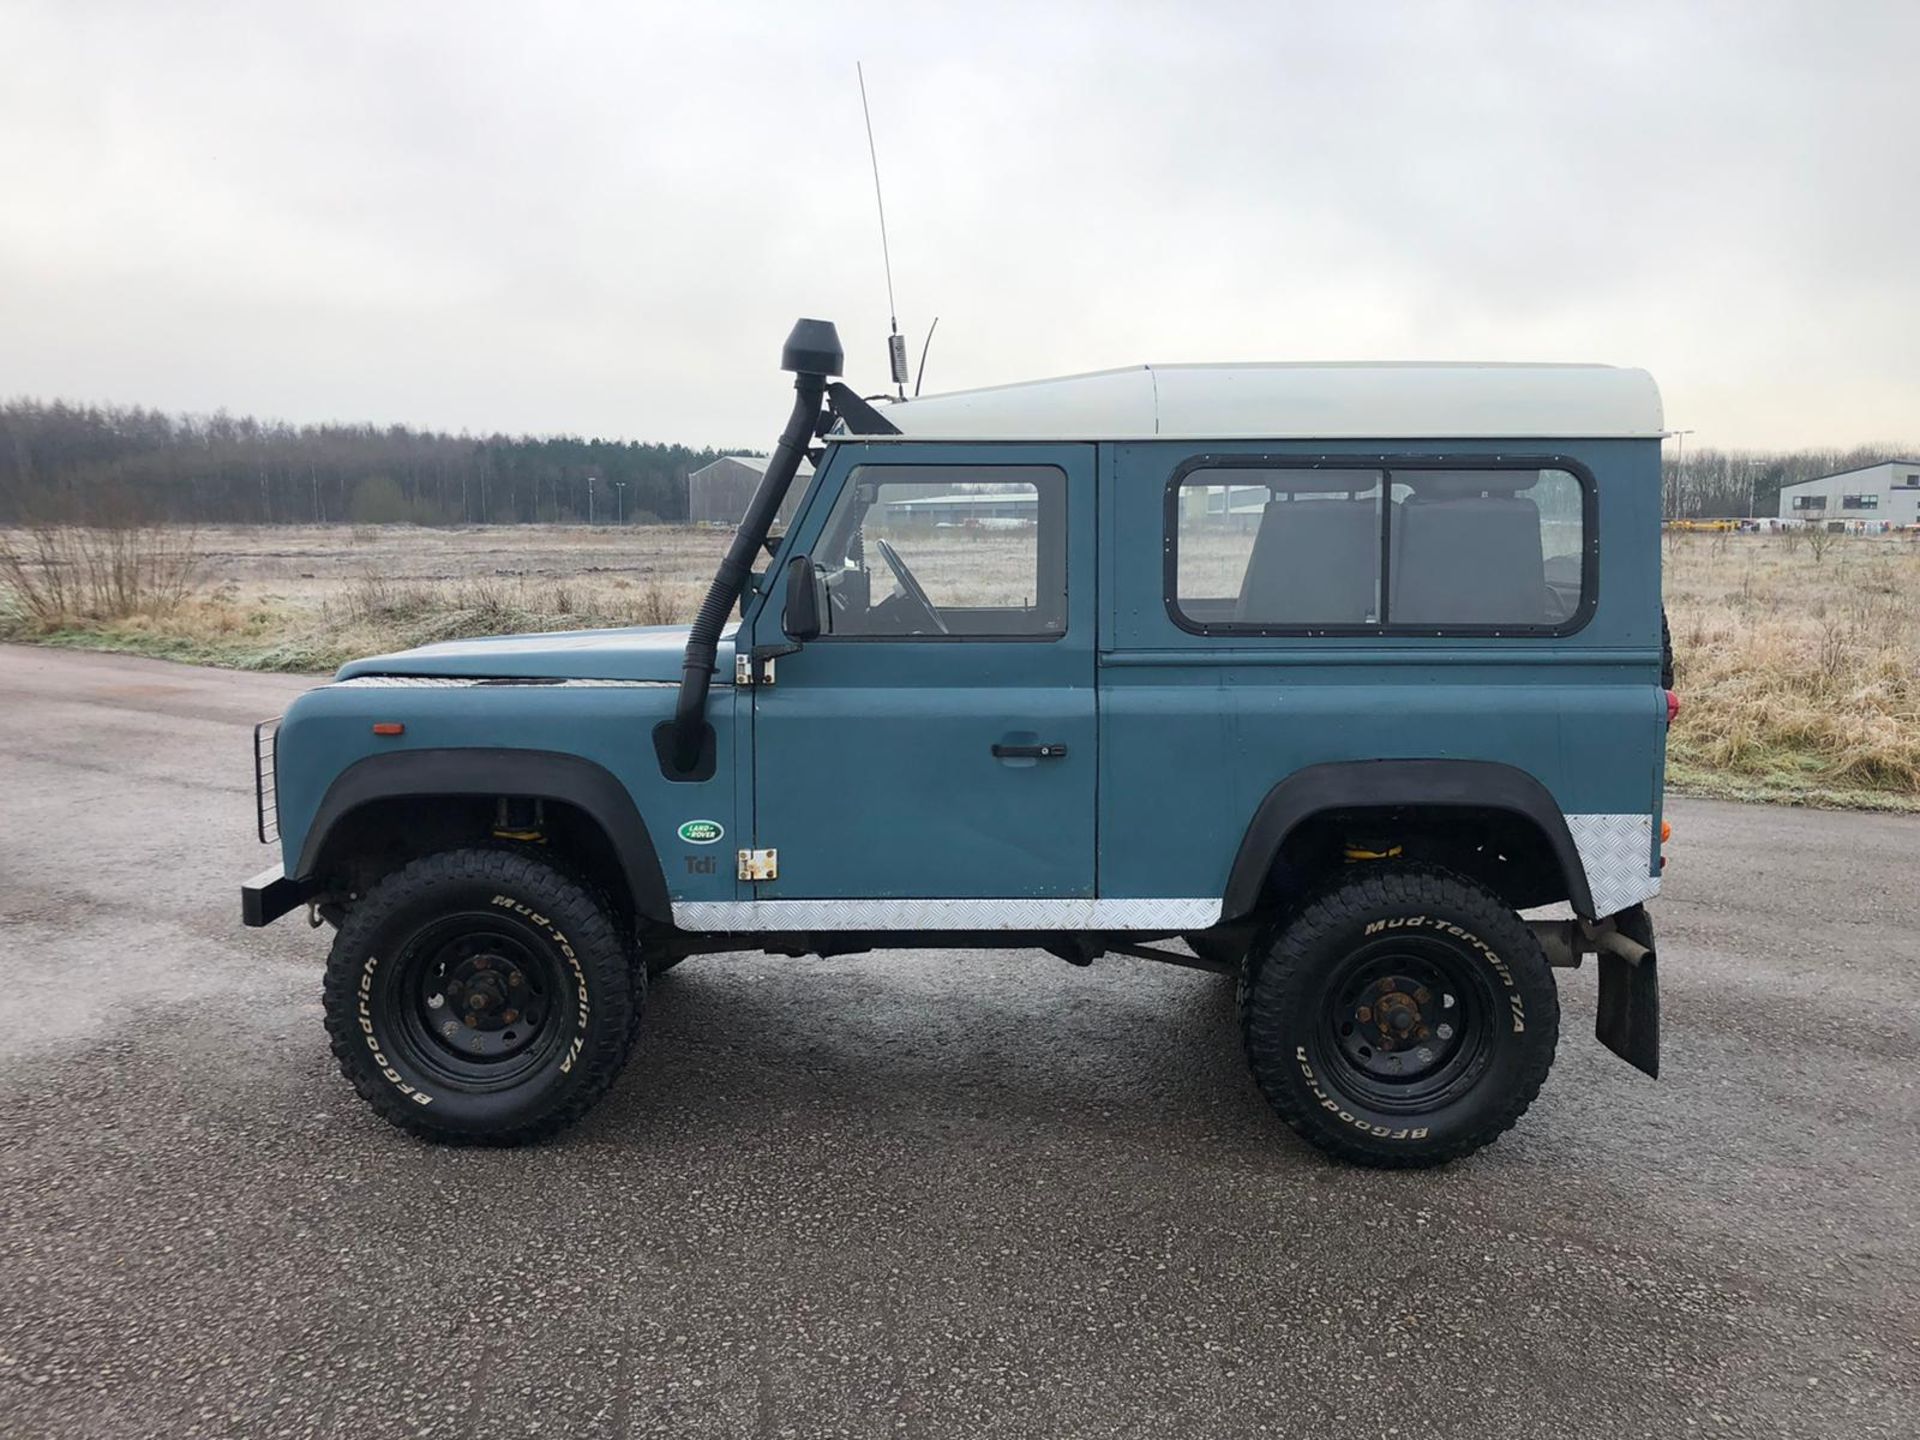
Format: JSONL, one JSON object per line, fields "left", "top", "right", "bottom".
{"left": 241, "top": 864, "right": 316, "bottom": 928}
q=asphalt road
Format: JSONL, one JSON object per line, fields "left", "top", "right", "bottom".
{"left": 1, "top": 643, "right": 1916, "bottom": 1440}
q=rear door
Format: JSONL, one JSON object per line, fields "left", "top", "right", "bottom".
{"left": 746, "top": 442, "right": 1096, "bottom": 912}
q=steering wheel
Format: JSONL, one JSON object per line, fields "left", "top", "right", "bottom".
{"left": 874, "top": 538, "right": 949, "bottom": 635}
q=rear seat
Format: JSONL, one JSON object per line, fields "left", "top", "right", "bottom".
{"left": 1391, "top": 480, "right": 1550, "bottom": 624}
{"left": 1235, "top": 498, "right": 1378, "bottom": 624}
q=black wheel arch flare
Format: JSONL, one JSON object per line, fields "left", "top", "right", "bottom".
{"left": 1221, "top": 759, "right": 1596, "bottom": 921}
{"left": 295, "top": 748, "right": 671, "bottom": 923}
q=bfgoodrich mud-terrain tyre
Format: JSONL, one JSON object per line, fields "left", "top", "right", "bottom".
{"left": 322, "top": 848, "right": 642, "bottom": 1144}
{"left": 1239, "top": 864, "right": 1559, "bottom": 1168}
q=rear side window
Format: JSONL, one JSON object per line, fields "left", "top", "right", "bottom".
{"left": 1170, "top": 462, "right": 1590, "bottom": 634}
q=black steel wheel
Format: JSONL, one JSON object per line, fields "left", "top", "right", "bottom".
{"left": 1240, "top": 863, "right": 1559, "bottom": 1168}
{"left": 388, "top": 916, "right": 569, "bottom": 1083}
{"left": 322, "top": 848, "right": 643, "bottom": 1144}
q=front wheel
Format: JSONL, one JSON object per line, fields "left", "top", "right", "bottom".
{"left": 322, "top": 848, "right": 643, "bottom": 1144}
{"left": 1239, "top": 863, "right": 1559, "bottom": 1168}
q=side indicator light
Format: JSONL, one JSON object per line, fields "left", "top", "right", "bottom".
{"left": 1660, "top": 820, "right": 1672, "bottom": 843}
{"left": 372, "top": 723, "right": 405, "bottom": 736}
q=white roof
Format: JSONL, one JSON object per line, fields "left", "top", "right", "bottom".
{"left": 1779, "top": 460, "right": 1920, "bottom": 494}
{"left": 874, "top": 362, "right": 1664, "bottom": 441}
{"left": 689, "top": 454, "right": 810, "bottom": 479}
{"left": 691, "top": 453, "right": 768, "bottom": 475}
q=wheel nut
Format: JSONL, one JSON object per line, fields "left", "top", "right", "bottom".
{"left": 502, "top": 1009, "right": 519, "bottom": 1025}
{"left": 508, "top": 972, "right": 524, "bottom": 988}
{"left": 465, "top": 1013, "right": 479, "bottom": 1027}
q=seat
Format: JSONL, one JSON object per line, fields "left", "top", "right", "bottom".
{"left": 1234, "top": 498, "right": 1378, "bottom": 625}
{"left": 1391, "top": 485, "right": 1550, "bottom": 624}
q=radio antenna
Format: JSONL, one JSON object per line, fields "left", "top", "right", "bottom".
{"left": 914, "top": 315, "right": 939, "bottom": 397}
{"left": 857, "top": 62, "right": 909, "bottom": 399}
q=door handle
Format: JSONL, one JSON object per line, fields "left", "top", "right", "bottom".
{"left": 992, "top": 743, "right": 1068, "bottom": 759}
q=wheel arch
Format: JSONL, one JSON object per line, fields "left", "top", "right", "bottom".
{"left": 1221, "top": 759, "right": 1596, "bottom": 922}
{"left": 296, "top": 748, "right": 671, "bottom": 924}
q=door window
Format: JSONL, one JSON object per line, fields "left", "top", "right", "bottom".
{"left": 810, "top": 464, "right": 1068, "bottom": 638}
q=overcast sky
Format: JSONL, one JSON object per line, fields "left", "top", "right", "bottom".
{"left": 2, "top": 0, "right": 1914, "bottom": 451}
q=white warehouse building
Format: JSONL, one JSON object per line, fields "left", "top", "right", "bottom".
{"left": 1777, "top": 460, "right": 1920, "bottom": 530}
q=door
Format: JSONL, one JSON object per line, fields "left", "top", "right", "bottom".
{"left": 745, "top": 443, "right": 1096, "bottom": 918}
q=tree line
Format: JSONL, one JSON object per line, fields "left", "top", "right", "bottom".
{"left": 1662, "top": 444, "right": 1913, "bottom": 521}
{"left": 1, "top": 395, "right": 1909, "bottom": 527}
{"left": 0, "top": 399, "right": 743, "bottom": 526}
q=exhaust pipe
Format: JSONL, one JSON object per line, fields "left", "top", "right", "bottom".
{"left": 669, "top": 319, "right": 842, "bottom": 774}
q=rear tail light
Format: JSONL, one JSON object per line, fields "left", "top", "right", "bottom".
{"left": 1665, "top": 690, "right": 1681, "bottom": 724}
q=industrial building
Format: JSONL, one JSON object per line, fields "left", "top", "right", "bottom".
{"left": 878, "top": 489, "right": 1039, "bottom": 527}
{"left": 686, "top": 454, "right": 812, "bottom": 527}
{"left": 1777, "top": 460, "right": 1920, "bottom": 531}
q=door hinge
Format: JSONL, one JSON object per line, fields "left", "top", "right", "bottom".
{"left": 737, "top": 644, "right": 798, "bottom": 687}
{"left": 737, "top": 848, "right": 778, "bottom": 881}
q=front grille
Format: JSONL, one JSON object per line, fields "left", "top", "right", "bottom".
{"left": 254, "top": 717, "right": 281, "bottom": 844}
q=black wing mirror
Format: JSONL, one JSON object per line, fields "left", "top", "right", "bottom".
{"left": 784, "top": 554, "right": 821, "bottom": 640}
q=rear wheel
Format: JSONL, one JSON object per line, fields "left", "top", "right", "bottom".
{"left": 322, "top": 848, "right": 642, "bottom": 1144}
{"left": 1239, "top": 863, "right": 1559, "bottom": 1168}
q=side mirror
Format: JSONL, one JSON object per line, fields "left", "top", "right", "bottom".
{"left": 784, "top": 554, "right": 821, "bottom": 640}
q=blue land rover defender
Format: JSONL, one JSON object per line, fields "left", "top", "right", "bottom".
{"left": 244, "top": 320, "right": 1671, "bottom": 1168}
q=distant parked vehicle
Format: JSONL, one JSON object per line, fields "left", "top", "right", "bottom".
{"left": 245, "top": 320, "right": 1672, "bottom": 1168}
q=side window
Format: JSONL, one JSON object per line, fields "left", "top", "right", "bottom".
{"left": 811, "top": 464, "right": 1067, "bottom": 638}
{"left": 1171, "top": 464, "right": 1588, "bottom": 632}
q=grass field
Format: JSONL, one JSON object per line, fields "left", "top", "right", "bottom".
{"left": 4, "top": 523, "right": 1918, "bottom": 808}
{"left": 1663, "top": 531, "right": 1920, "bottom": 809}
{"left": 0, "top": 523, "right": 727, "bottom": 672}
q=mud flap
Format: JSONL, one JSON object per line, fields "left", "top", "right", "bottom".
{"left": 1594, "top": 905, "right": 1659, "bottom": 1078}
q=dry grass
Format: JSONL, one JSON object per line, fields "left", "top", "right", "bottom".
{"left": 0, "top": 521, "right": 202, "bottom": 624}
{"left": 0, "top": 523, "right": 722, "bottom": 671}
{"left": 6, "top": 522, "right": 1920, "bottom": 807}
{"left": 1665, "top": 532, "right": 1920, "bottom": 807}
